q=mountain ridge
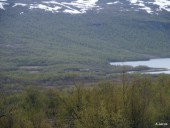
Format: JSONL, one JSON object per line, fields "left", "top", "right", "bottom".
{"left": 1, "top": 0, "right": 170, "bottom": 15}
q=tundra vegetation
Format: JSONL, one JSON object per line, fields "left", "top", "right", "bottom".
{"left": 0, "top": 75, "right": 170, "bottom": 128}
{"left": 1, "top": 3, "right": 170, "bottom": 128}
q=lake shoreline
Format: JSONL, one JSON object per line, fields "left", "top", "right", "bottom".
{"left": 110, "top": 58, "right": 170, "bottom": 74}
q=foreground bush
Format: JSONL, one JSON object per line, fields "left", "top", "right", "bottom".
{"left": 0, "top": 75, "right": 170, "bottom": 128}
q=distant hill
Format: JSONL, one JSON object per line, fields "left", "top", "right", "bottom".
{"left": 0, "top": 0, "right": 170, "bottom": 76}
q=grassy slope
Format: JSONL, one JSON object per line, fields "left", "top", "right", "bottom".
{"left": 0, "top": 7, "right": 170, "bottom": 85}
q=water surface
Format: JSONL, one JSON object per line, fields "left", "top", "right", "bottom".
{"left": 110, "top": 58, "right": 170, "bottom": 74}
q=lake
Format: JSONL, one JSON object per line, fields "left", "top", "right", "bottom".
{"left": 110, "top": 58, "right": 170, "bottom": 74}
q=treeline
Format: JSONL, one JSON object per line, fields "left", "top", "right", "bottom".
{"left": 0, "top": 75, "right": 170, "bottom": 128}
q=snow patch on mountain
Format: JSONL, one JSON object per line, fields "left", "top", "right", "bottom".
{"left": 12, "top": 3, "right": 27, "bottom": 7}
{"left": 128, "top": 0, "right": 170, "bottom": 13}
{"left": 153, "top": 0, "right": 170, "bottom": 11}
{"left": 11, "top": 0, "right": 99, "bottom": 14}
{"left": 1, "top": 0, "right": 170, "bottom": 14}
{"left": 0, "top": 0, "right": 8, "bottom": 10}
{"left": 63, "top": 9, "right": 81, "bottom": 14}
{"left": 107, "top": 1, "right": 123, "bottom": 5}
{"left": 128, "top": 0, "right": 153, "bottom": 13}
{"left": 29, "top": 4, "right": 62, "bottom": 13}
{"left": 129, "top": 0, "right": 138, "bottom": 4}
{"left": 42, "top": 1, "right": 83, "bottom": 14}
{"left": 61, "top": 0, "right": 99, "bottom": 13}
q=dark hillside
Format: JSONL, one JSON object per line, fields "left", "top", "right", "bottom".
{"left": 0, "top": 0, "right": 170, "bottom": 85}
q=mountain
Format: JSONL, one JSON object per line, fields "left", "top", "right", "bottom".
{"left": 1, "top": 0, "right": 170, "bottom": 14}
{"left": 0, "top": 0, "right": 170, "bottom": 82}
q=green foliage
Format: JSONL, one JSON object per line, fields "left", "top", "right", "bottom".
{"left": 0, "top": 76, "right": 170, "bottom": 128}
